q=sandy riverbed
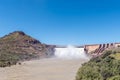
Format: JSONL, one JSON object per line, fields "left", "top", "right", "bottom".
{"left": 0, "top": 58, "right": 88, "bottom": 80}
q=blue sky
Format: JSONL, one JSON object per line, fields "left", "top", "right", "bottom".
{"left": 0, "top": 0, "right": 120, "bottom": 45}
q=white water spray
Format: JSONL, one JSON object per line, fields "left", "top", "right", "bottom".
{"left": 54, "top": 45, "right": 89, "bottom": 59}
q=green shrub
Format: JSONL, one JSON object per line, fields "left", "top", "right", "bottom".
{"left": 107, "top": 76, "right": 120, "bottom": 80}
{"left": 0, "top": 51, "right": 39, "bottom": 67}
{"left": 0, "top": 53, "right": 19, "bottom": 67}
{"left": 76, "top": 65, "right": 103, "bottom": 80}
{"left": 76, "top": 50, "right": 120, "bottom": 80}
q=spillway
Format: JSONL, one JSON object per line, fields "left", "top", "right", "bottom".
{"left": 54, "top": 45, "right": 88, "bottom": 59}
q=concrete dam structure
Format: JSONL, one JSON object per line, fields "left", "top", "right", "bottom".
{"left": 84, "top": 43, "right": 120, "bottom": 55}
{"left": 54, "top": 43, "right": 120, "bottom": 57}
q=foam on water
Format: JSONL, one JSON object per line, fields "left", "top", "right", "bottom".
{"left": 54, "top": 45, "right": 89, "bottom": 59}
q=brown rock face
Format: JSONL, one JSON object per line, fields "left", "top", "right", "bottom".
{"left": 0, "top": 31, "right": 54, "bottom": 60}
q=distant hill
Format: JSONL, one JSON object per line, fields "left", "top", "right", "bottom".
{"left": 0, "top": 31, "right": 54, "bottom": 67}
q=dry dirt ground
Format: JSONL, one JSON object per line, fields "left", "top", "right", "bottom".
{"left": 0, "top": 58, "right": 88, "bottom": 80}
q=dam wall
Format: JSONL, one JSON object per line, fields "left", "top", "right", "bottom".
{"left": 84, "top": 43, "right": 120, "bottom": 55}
{"left": 50, "top": 42, "right": 120, "bottom": 57}
{"left": 115, "top": 43, "right": 120, "bottom": 47}
{"left": 84, "top": 44, "right": 99, "bottom": 53}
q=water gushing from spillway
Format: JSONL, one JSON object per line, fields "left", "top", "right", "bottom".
{"left": 54, "top": 45, "right": 89, "bottom": 59}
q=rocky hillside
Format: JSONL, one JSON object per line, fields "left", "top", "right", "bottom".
{"left": 0, "top": 31, "right": 54, "bottom": 67}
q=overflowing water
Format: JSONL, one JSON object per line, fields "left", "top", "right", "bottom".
{"left": 54, "top": 45, "right": 89, "bottom": 59}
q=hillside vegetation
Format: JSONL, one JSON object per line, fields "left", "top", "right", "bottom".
{"left": 76, "top": 48, "right": 120, "bottom": 80}
{"left": 0, "top": 31, "right": 54, "bottom": 67}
